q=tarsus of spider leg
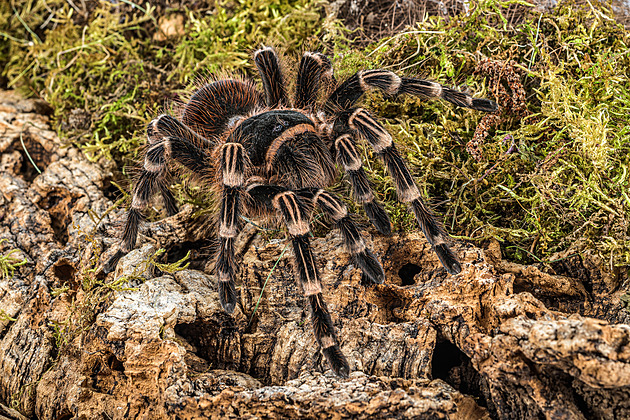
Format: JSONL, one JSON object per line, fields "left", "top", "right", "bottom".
{"left": 400, "top": 77, "right": 498, "bottom": 112}
{"left": 103, "top": 170, "right": 156, "bottom": 274}
{"left": 309, "top": 189, "right": 385, "bottom": 284}
{"left": 309, "top": 293, "right": 349, "bottom": 378}
{"left": 410, "top": 200, "right": 462, "bottom": 275}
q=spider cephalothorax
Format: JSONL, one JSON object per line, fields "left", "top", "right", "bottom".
{"left": 104, "top": 46, "right": 497, "bottom": 377}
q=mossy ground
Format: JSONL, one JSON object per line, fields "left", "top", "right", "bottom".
{"left": 1, "top": 0, "right": 628, "bottom": 276}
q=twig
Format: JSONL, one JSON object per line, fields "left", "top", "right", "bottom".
{"left": 19, "top": 123, "right": 42, "bottom": 175}
{"left": 248, "top": 242, "right": 290, "bottom": 327}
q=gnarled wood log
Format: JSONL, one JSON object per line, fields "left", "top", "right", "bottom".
{"left": 1, "top": 90, "right": 629, "bottom": 419}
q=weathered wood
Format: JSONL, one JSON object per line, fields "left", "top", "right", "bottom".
{"left": 1, "top": 90, "right": 629, "bottom": 419}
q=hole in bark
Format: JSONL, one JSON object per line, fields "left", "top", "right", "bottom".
{"left": 17, "top": 134, "right": 52, "bottom": 182}
{"left": 53, "top": 261, "right": 76, "bottom": 283}
{"left": 55, "top": 411, "right": 73, "bottom": 420}
{"left": 89, "top": 352, "right": 125, "bottom": 395}
{"left": 571, "top": 381, "right": 593, "bottom": 418}
{"left": 432, "top": 340, "right": 462, "bottom": 380}
{"left": 175, "top": 317, "right": 240, "bottom": 370}
{"left": 398, "top": 263, "right": 422, "bottom": 285}
{"left": 550, "top": 254, "right": 594, "bottom": 295}
{"left": 37, "top": 188, "right": 80, "bottom": 245}
{"left": 432, "top": 340, "right": 488, "bottom": 408}
{"left": 107, "top": 354, "right": 124, "bottom": 373}
{"left": 566, "top": 378, "right": 600, "bottom": 419}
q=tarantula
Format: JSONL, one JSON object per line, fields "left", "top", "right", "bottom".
{"left": 104, "top": 46, "right": 497, "bottom": 377}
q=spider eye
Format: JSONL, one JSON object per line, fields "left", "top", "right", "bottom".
{"left": 272, "top": 119, "right": 288, "bottom": 135}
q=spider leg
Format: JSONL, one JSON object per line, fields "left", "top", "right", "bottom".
{"left": 294, "top": 52, "right": 334, "bottom": 110}
{"left": 145, "top": 116, "right": 184, "bottom": 217}
{"left": 337, "top": 108, "right": 462, "bottom": 275}
{"left": 149, "top": 114, "right": 215, "bottom": 175}
{"left": 299, "top": 188, "right": 385, "bottom": 284}
{"left": 326, "top": 69, "right": 497, "bottom": 113}
{"left": 318, "top": 53, "right": 336, "bottom": 85}
{"left": 215, "top": 142, "right": 247, "bottom": 313}
{"left": 103, "top": 115, "right": 214, "bottom": 273}
{"left": 246, "top": 184, "right": 350, "bottom": 377}
{"left": 253, "top": 46, "right": 288, "bottom": 107}
{"left": 158, "top": 180, "right": 178, "bottom": 218}
{"left": 332, "top": 131, "right": 391, "bottom": 235}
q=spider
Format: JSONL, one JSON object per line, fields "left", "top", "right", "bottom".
{"left": 103, "top": 46, "right": 497, "bottom": 377}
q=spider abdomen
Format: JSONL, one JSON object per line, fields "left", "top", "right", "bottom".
{"left": 183, "top": 79, "right": 261, "bottom": 139}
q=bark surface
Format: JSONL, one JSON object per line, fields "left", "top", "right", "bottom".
{"left": 1, "top": 91, "right": 629, "bottom": 419}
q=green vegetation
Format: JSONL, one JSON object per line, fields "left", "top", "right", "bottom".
{"left": 1, "top": 0, "right": 329, "bottom": 164}
{"left": 0, "top": 309, "right": 17, "bottom": 323}
{"left": 0, "top": 239, "right": 27, "bottom": 279}
{"left": 148, "top": 248, "right": 191, "bottom": 274}
{"left": 1, "top": 0, "right": 628, "bottom": 273}
{"left": 332, "top": 0, "right": 630, "bottom": 269}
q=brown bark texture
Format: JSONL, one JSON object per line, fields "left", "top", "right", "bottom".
{"left": 1, "top": 91, "right": 630, "bottom": 419}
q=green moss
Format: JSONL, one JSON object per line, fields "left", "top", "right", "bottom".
{"left": 1, "top": 0, "right": 629, "bottom": 272}
{"left": 2, "top": 0, "right": 328, "bottom": 164}
{"left": 171, "top": 0, "right": 327, "bottom": 82}
{"left": 0, "top": 239, "right": 27, "bottom": 280}
{"left": 326, "top": 0, "right": 630, "bottom": 271}
{"left": 0, "top": 309, "right": 17, "bottom": 323}
{"left": 148, "top": 248, "right": 190, "bottom": 274}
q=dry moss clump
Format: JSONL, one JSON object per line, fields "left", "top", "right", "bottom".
{"left": 1, "top": 0, "right": 628, "bottom": 276}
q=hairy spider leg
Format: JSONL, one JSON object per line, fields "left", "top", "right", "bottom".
{"left": 246, "top": 184, "right": 350, "bottom": 377}
{"left": 146, "top": 122, "right": 178, "bottom": 217}
{"left": 299, "top": 188, "right": 385, "bottom": 284}
{"left": 294, "top": 52, "right": 333, "bottom": 110}
{"left": 253, "top": 46, "right": 288, "bottom": 108}
{"left": 216, "top": 142, "right": 247, "bottom": 313}
{"left": 343, "top": 108, "right": 462, "bottom": 275}
{"left": 150, "top": 114, "right": 215, "bottom": 176}
{"left": 325, "top": 69, "right": 498, "bottom": 113}
{"left": 316, "top": 52, "right": 336, "bottom": 85}
{"left": 332, "top": 132, "right": 392, "bottom": 235}
{"left": 103, "top": 115, "right": 214, "bottom": 273}
{"left": 182, "top": 79, "right": 262, "bottom": 139}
